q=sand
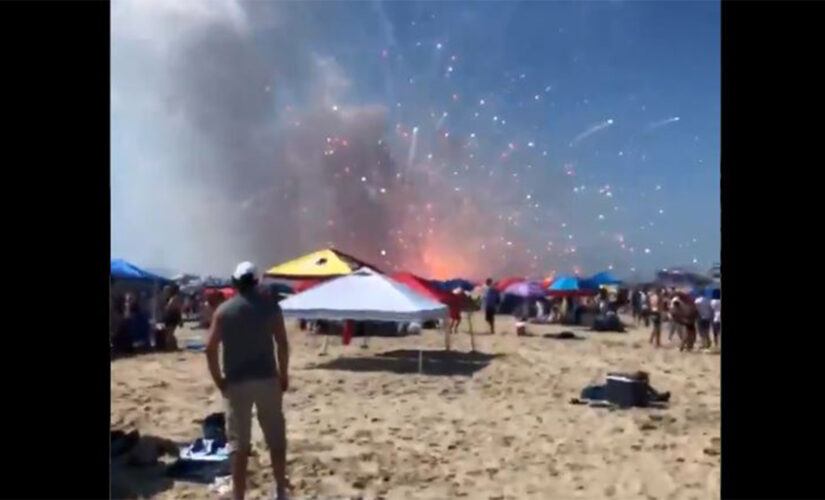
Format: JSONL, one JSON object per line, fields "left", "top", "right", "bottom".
{"left": 111, "top": 313, "right": 720, "bottom": 500}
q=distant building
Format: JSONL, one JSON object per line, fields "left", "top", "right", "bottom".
{"left": 709, "top": 262, "right": 721, "bottom": 280}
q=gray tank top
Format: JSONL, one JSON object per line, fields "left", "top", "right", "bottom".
{"left": 216, "top": 292, "right": 278, "bottom": 384}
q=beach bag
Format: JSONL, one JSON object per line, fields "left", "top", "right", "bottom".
{"left": 202, "top": 413, "right": 226, "bottom": 442}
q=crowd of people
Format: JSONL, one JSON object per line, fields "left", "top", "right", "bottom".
{"left": 110, "top": 284, "right": 184, "bottom": 357}
{"left": 630, "top": 287, "right": 721, "bottom": 351}
{"left": 112, "top": 263, "right": 720, "bottom": 500}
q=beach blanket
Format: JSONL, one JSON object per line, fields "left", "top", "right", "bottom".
{"left": 166, "top": 413, "right": 230, "bottom": 483}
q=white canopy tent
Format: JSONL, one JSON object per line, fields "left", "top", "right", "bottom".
{"left": 279, "top": 269, "right": 451, "bottom": 370}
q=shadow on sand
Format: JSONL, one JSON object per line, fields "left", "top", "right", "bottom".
{"left": 311, "top": 349, "right": 502, "bottom": 376}
{"left": 111, "top": 434, "right": 182, "bottom": 499}
{"left": 518, "top": 331, "right": 587, "bottom": 341}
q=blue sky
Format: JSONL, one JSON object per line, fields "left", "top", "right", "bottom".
{"left": 111, "top": 0, "right": 719, "bottom": 280}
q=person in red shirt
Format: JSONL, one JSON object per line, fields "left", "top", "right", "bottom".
{"left": 448, "top": 289, "right": 463, "bottom": 334}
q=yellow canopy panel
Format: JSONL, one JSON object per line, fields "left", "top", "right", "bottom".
{"left": 265, "top": 249, "right": 355, "bottom": 278}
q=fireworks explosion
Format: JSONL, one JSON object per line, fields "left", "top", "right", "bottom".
{"left": 111, "top": 0, "right": 719, "bottom": 280}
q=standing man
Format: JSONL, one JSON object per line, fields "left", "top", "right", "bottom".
{"left": 630, "top": 289, "right": 641, "bottom": 325}
{"left": 206, "top": 262, "right": 290, "bottom": 500}
{"left": 482, "top": 278, "right": 500, "bottom": 335}
{"left": 648, "top": 289, "right": 662, "bottom": 347}
{"left": 649, "top": 290, "right": 664, "bottom": 347}
{"left": 695, "top": 293, "right": 714, "bottom": 350}
{"left": 710, "top": 294, "right": 722, "bottom": 348}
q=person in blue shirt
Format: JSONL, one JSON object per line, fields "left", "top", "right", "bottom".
{"left": 482, "top": 278, "right": 500, "bottom": 335}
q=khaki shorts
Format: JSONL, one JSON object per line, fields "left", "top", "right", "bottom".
{"left": 223, "top": 377, "right": 285, "bottom": 454}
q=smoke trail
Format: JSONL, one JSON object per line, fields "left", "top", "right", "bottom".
{"left": 407, "top": 126, "right": 419, "bottom": 168}
{"left": 647, "top": 116, "right": 681, "bottom": 130}
{"left": 569, "top": 118, "right": 614, "bottom": 147}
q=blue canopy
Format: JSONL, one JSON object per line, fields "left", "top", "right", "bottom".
{"left": 547, "top": 275, "right": 599, "bottom": 296}
{"left": 690, "top": 286, "right": 721, "bottom": 299}
{"left": 588, "top": 271, "right": 623, "bottom": 286}
{"left": 111, "top": 259, "right": 170, "bottom": 283}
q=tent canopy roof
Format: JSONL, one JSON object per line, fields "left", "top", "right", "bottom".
{"left": 265, "top": 248, "right": 380, "bottom": 279}
{"left": 279, "top": 268, "right": 447, "bottom": 322}
{"left": 390, "top": 271, "right": 457, "bottom": 306}
{"left": 111, "top": 259, "right": 170, "bottom": 283}
{"left": 588, "top": 271, "right": 623, "bottom": 286}
{"left": 547, "top": 275, "right": 598, "bottom": 296}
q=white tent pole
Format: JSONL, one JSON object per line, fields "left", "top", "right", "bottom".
{"left": 320, "top": 334, "right": 329, "bottom": 356}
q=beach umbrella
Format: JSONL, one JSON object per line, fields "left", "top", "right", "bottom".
{"left": 588, "top": 271, "right": 623, "bottom": 287}
{"left": 546, "top": 275, "right": 599, "bottom": 297}
{"left": 503, "top": 280, "right": 547, "bottom": 298}
{"left": 540, "top": 274, "right": 557, "bottom": 289}
{"left": 111, "top": 259, "right": 170, "bottom": 283}
{"left": 494, "top": 276, "right": 526, "bottom": 292}
{"left": 437, "top": 278, "right": 477, "bottom": 292}
{"left": 294, "top": 279, "right": 324, "bottom": 293}
{"left": 390, "top": 272, "right": 457, "bottom": 305}
{"left": 265, "top": 248, "right": 380, "bottom": 279}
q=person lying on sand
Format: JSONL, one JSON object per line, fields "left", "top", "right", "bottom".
{"left": 206, "top": 262, "right": 291, "bottom": 500}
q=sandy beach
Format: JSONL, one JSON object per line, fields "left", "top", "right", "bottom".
{"left": 111, "top": 313, "right": 720, "bottom": 500}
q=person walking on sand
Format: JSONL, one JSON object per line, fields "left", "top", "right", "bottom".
{"left": 666, "top": 291, "right": 681, "bottom": 343}
{"left": 672, "top": 296, "right": 699, "bottom": 352}
{"left": 448, "top": 289, "right": 463, "bottom": 334}
{"left": 639, "top": 288, "right": 649, "bottom": 327}
{"left": 206, "top": 262, "right": 290, "bottom": 500}
{"left": 694, "top": 294, "right": 713, "bottom": 350}
{"left": 710, "top": 295, "right": 721, "bottom": 347}
{"left": 160, "top": 284, "right": 183, "bottom": 351}
{"left": 630, "top": 289, "right": 641, "bottom": 325}
{"left": 482, "top": 278, "right": 500, "bottom": 335}
{"left": 648, "top": 289, "right": 663, "bottom": 347}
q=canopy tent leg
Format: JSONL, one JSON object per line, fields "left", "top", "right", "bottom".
{"left": 319, "top": 335, "right": 329, "bottom": 356}
{"left": 418, "top": 348, "right": 423, "bottom": 374}
{"left": 361, "top": 332, "right": 369, "bottom": 349}
{"left": 444, "top": 318, "right": 451, "bottom": 352}
{"left": 469, "top": 322, "right": 476, "bottom": 353}
{"left": 343, "top": 320, "right": 354, "bottom": 346}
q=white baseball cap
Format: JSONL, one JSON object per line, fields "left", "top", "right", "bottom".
{"left": 232, "top": 261, "right": 259, "bottom": 280}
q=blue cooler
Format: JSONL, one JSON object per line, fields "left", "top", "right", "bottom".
{"left": 606, "top": 374, "right": 649, "bottom": 408}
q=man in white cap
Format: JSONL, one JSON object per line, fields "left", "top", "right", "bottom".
{"left": 206, "top": 261, "right": 290, "bottom": 500}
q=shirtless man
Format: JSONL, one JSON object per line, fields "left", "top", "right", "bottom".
{"left": 671, "top": 297, "right": 699, "bottom": 352}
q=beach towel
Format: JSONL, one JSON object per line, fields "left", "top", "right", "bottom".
{"left": 166, "top": 413, "right": 231, "bottom": 483}
{"left": 179, "top": 438, "right": 230, "bottom": 462}
{"left": 167, "top": 438, "right": 230, "bottom": 483}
